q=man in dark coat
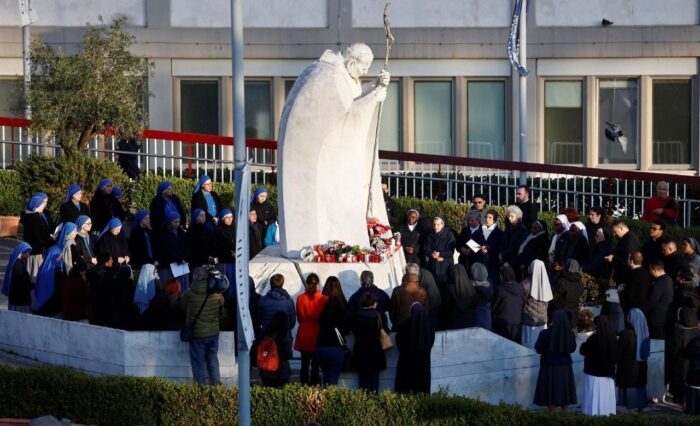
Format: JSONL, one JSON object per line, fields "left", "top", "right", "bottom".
{"left": 405, "top": 263, "right": 442, "bottom": 332}
{"left": 89, "top": 179, "right": 126, "bottom": 232}
{"left": 618, "top": 251, "right": 651, "bottom": 315}
{"left": 116, "top": 135, "right": 141, "bottom": 179}
{"left": 606, "top": 220, "right": 641, "bottom": 283}
{"left": 515, "top": 185, "right": 538, "bottom": 228}
{"left": 662, "top": 241, "right": 690, "bottom": 284}
{"left": 398, "top": 209, "right": 421, "bottom": 266}
{"left": 257, "top": 274, "right": 296, "bottom": 336}
{"left": 348, "top": 271, "right": 391, "bottom": 329}
{"left": 647, "top": 261, "right": 674, "bottom": 339}
{"left": 641, "top": 221, "right": 668, "bottom": 269}
{"left": 492, "top": 265, "right": 525, "bottom": 342}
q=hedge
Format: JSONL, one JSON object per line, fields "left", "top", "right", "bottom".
{"left": 0, "top": 365, "right": 696, "bottom": 426}
{"left": 0, "top": 170, "right": 25, "bottom": 215}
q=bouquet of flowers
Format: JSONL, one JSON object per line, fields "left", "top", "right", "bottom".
{"left": 367, "top": 218, "right": 393, "bottom": 239}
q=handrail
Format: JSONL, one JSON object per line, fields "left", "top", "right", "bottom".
{"left": 2, "top": 115, "right": 698, "bottom": 185}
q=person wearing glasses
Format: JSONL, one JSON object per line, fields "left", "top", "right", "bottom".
{"left": 470, "top": 194, "right": 489, "bottom": 223}
{"left": 641, "top": 181, "right": 679, "bottom": 226}
{"left": 641, "top": 221, "right": 668, "bottom": 269}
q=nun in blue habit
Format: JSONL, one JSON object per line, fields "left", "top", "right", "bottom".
{"left": 2, "top": 242, "right": 33, "bottom": 312}
{"left": 35, "top": 222, "right": 77, "bottom": 316}
{"left": 20, "top": 192, "right": 54, "bottom": 282}
{"left": 191, "top": 175, "right": 222, "bottom": 226}
{"left": 129, "top": 210, "right": 155, "bottom": 270}
{"left": 150, "top": 180, "right": 186, "bottom": 232}
{"left": 95, "top": 218, "right": 130, "bottom": 265}
{"left": 58, "top": 184, "right": 90, "bottom": 224}
{"left": 89, "top": 178, "right": 125, "bottom": 232}
{"left": 74, "top": 215, "right": 96, "bottom": 270}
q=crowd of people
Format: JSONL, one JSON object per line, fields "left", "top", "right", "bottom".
{"left": 2, "top": 176, "right": 278, "bottom": 385}
{"left": 3, "top": 176, "right": 700, "bottom": 415}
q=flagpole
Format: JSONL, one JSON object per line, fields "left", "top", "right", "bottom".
{"left": 518, "top": 1, "right": 527, "bottom": 185}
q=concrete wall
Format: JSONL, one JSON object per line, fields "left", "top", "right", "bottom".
{"left": 352, "top": 0, "right": 512, "bottom": 28}
{"left": 0, "top": 0, "right": 147, "bottom": 27}
{"left": 170, "top": 0, "right": 329, "bottom": 28}
{"left": 0, "top": 309, "right": 664, "bottom": 407}
{"left": 0, "top": 309, "right": 237, "bottom": 385}
{"left": 536, "top": 0, "right": 700, "bottom": 27}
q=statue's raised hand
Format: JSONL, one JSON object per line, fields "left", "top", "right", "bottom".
{"left": 378, "top": 70, "right": 390, "bottom": 87}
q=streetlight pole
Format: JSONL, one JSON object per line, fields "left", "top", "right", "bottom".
{"left": 19, "top": 0, "right": 36, "bottom": 119}
{"left": 231, "top": 0, "right": 251, "bottom": 425}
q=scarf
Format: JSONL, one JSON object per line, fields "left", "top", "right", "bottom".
{"left": 482, "top": 223, "right": 497, "bottom": 240}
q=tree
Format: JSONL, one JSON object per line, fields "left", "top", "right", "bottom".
{"left": 20, "top": 17, "right": 151, "bottom": 156}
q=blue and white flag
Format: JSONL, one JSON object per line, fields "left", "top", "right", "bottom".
{"left": 507, "top": 0, "right": 528, "bottom": 76}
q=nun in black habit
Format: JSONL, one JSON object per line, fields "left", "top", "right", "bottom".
{"left": 95, "top": 218, "right": 130, "bottom": 265}
{"left": 533, "top": 309, "right": 578, "bottom": 411}
{"left": 395, "top": 302, "right": 435, "bottom": 394}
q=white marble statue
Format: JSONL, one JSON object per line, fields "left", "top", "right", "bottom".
{"left": 278, "top": 43, "right": 391, "bottom": 258}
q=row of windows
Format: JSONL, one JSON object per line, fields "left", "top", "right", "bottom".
{"left": 178, "top": 76, "right": 694, "bottom": 167}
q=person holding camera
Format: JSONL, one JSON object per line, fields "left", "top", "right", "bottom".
{"left": 181, "top": 266, "right": 227, "bottom": 385}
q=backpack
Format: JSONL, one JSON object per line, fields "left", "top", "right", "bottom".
{"left": 256, "top": 337, "right": 280, "bottom": 372}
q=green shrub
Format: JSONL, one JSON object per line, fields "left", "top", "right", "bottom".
{"left": 0, "top": 365, "right": 697, "bottom": 426}
{"left": 0, "top": 170, "right": 25, "bottom": 215}
{"left": 14, "top": 154, "right": 129, "bottom": 217}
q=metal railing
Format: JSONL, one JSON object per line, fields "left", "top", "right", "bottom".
{"left": 2, "top": 116, "right": 700, "bottom": 226}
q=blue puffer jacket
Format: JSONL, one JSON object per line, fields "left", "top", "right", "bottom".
{"left": 258, "top": 287, "right": 296, "bottom": 333}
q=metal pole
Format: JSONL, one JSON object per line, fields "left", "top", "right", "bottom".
{"left": 231, "top": 0, "right": 250, "bottom": 425}
{"left": 518, "top": 1, "right": 527, "bottom": 185}
{"left": 22, "top": 24, "right": 31, "bottom": 119}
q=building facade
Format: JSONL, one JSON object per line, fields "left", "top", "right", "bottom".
{"left": 0, "top": 0, "right": 699, "bottom": 173}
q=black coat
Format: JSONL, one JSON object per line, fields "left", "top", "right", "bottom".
{"left": 20, "top": 212, "right": 54, "bottom": 255}
{"left": 215, "top": 223, "right": 236, "bottom": 263}
{"left": 58, "top": 201, "right": 90, "bottom": 224}
{"left": 548, "top": 271, "right": 583, "bottom": 329}
{"left": 663, "top": 251, "right": 689, "bottom": 284}
{"left": 398, "top": 223, "right": 421, "bottom": 265}
{"left": 582, "top": 240, "right": 613, "bottom": 279}
{"left": 493, "top": 280, "right": 525, "bottom": 328}
{"left": 641, "top": 235, "right": 669, "bottom": 270}
{"left": 647, "top": 274, "right": 674, "bottom": 338}
{"left": 316, "top": 298, "right": 351, "bottom": 347}
{"left": 87, "top": 264, "right": 115, "bottom": 326}
{"left": 613, "top": 232, "right": 641, "bottom": 282}
{"left": 422, "top": 229, "right": 456, "bottom": 284}
{"left": 187, "top": 222, "right": 217, "bottom": 267}
{"left": 456, "top": 227, "right": 485, "bottom": 268}
{"left": 8, "top": 259, "right": 33, "bottom": 306}
{"left": 683, "top": 335, "right": 700, "bottom": 387}
{"left": 443, "top": 264, "right": 476, "bottom": 330}
{"left": 75, "top": 233, "right": 96, "bottom": 269}
{"left": 557, "top": 234, "right": 589, "bottom": 266}
{"left": 348, "top": 285, "right": 391, "bottom": 330}
{"left": 500, "top": 222, "right": 528, "bottom": 265}
{"left": 619, "top": 267, "right": 651, "bottom": 315}
{"left": 145, "top": 290, "right": 184, "bottom": 331}
{"left": 510, "top": 233, "right": 549, "bottom": 273}
{"left": 250, "top": 199, "right": 276, "bottom": 227}
{"left": 155, "top": 227, "right": 189, "bottom": 265}
{"left": 89, "top": 191, "right": 125, "bottom": 232}
{"left": 150, "top": 194, "right": 186, "bottom": 231}
{"left": 129, "top": 226, "right": 155, "bottom": 269}
{"left": 478, "top": 227, "right": 503, "bottom": 285}
{"left": 580, "top": 331, "right": 618, "bottom": 378}
{"left": 351, "top": 308, "right": 387, "bottom": 373}
{"left": 95, "top": 232, "right": 130, "bottom": 262}
{"left": 249, "top": 222, "right": 264, "bottom": 259}
{"left": 616, "top": 328, "right": 647, "bottom": 388}
{"left": 419, "top": 269, "right": 442, "bottom": 331}
{"left": 116, "top": 138, "right": 141, "bottom": 179}
{"left": 669, "top": 323, "right": 700, "bottom": 399}
{"left": 516, "top": 201, "right": 538, "bottom": 228}
{"left": 191, "top": 190, "right": 223, "bottom": 224}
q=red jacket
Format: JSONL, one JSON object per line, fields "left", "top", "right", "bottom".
{"left": 641, "top": 196, "right": 679, "bottom": 223}
{"left": 293, "top": 290, "right": 328, "bottom": 352}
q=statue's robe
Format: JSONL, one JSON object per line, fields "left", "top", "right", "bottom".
{"left": 278, "top": 50, "right": 389, "bottom": 258}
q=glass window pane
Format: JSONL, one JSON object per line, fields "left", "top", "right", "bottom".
{"left": 467, "top": 81, "right": 505, "bottom": 160}
{"left": 244, "top": 81, "right": 272, "bottom": 139}
{"left": 545, "top": 81, "right": 583, "bottom": 164}
{"left": 378, "top": 81, "right": 400, "bottom": 151}
{"left": 653, "top": 80, "right": 691, "bottom": 164}
{"left": 284, "top": 79, "right": 295, "bottom": 99}
{"left": 0, "top": 79, "right": 22, "bottom": 118}
{"left": 415, "top": 81, "right": 452, "bottom": 155}
{"left": 181, "top": 80, "right": 219, "bottom": 134}
{"left": 598, "top": 79, "right": 638, "bottom": 164}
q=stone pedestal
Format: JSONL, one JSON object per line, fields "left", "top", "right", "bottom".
{"left": 249, "top": 245, "right": 406, "bottom": 298}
